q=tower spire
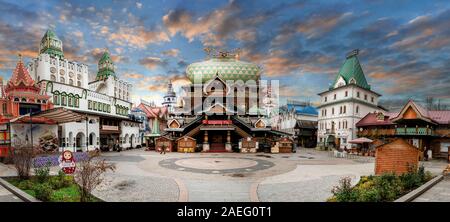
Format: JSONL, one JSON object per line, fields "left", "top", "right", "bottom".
{"left": 96, "top": 48, "right": 116, "bottom": 80}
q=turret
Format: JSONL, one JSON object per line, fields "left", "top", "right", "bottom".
{"left": 96, "top": 49, "right": 116, "bottom": 80}
{"left": 39, "top": 29, "right": 64, "bottom": 59}
{"left": 162, "top": 80, "right": 177, "bottom": 112}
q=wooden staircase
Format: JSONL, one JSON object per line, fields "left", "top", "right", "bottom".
{"left": 185, "top": 124, "right": 202, "bottom": 137}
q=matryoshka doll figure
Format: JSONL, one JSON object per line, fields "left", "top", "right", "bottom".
{"left": 59, "top": 150, "right": 76, "bottom": 174}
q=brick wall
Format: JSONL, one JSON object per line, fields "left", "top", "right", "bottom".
{"left": 375, "top": 138, "right": 419, "bottom": 175}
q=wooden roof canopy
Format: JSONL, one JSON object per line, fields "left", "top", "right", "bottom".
{"left": 11, "top": 107, "right": 86, "bottom": 124}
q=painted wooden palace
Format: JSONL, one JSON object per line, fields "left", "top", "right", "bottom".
{"left": 162, "top": 49, "right": 291, "bottom": 153}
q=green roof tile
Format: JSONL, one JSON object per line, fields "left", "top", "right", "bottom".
{"left": 330, "top": 49, "right": 370, "bottom": 90}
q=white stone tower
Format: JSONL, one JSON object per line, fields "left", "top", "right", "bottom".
{"left": 162, "top": 80, "right": 177, "bottom": 113}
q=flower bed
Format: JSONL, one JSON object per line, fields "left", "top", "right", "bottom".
{"left": 328, "top": 166, "right": 434, "bottom": 202}
{"left": 5, "top": 172, "right": 101, "bottom": 202}
{"left": 33, "top": 152, "right": 89, "bottom": 168}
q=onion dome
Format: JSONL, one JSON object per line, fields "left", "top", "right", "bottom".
{"left": 39, "top": 29, "right": 64, "bottom": 58}
{"left": 96, "top": 49, "right": 116, "bottom": 80}
{"left": 186, "top": 50, "right": 261, "bottom": 83}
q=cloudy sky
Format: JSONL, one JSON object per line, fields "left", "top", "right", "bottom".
{"left": 0, "top": 0, "right": 449, "bottom": 106}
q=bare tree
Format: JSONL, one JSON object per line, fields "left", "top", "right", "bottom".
{"left": 74, "top": 151, "right": 115, "bottom": 202}
{"left": 10, "top": 146, "right": 37, "bottom": 180}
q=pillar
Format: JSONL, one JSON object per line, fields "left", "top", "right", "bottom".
{"left": 202, "top": 130, "right": 209, "bottom": 152}
{"left": 225, "top": 130, "right": 232, "bottom": 152}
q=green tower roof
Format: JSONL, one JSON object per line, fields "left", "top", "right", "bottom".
{"left": 96, "top": 50, "right": 116, "bottom": 80}
{"left": 42, "top": 29, "right": 60, "bottom": 41}
{"left": 39, "top": 29, "right": 64, "bottom": 59}
{"left": 330, "top": 49, "right": 370, "bottom": 90}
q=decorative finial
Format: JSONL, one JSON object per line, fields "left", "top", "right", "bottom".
{"left": 204, "top": 47, "right": 212, "bottom": 58}
{"left": 235, "top": 48, "right": 241, "bottom": 60}
{"left": 49, "top": 24, "right": 56, "bottom": 30}
{"left": 18, "top": 53, "right": 23, "bottom": 62}
{"left": 346, "top": 49, "right": 359, "bottom": 58}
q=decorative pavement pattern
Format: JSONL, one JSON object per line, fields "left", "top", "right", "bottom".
{"left": 159, "top": 157, "right": 275, "bottom": 174}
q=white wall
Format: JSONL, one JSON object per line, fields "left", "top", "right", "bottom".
{"left": 28, "top": 54, "right": 88, "bottom": 89}
{"left": 120, "top": 121, "right": 140, "bottom": 149}
{"left": 60, "top": 116, "right": 100, "bottom": 152}
{"left": 317, "top": 84, "right": 382, "bottom": 149}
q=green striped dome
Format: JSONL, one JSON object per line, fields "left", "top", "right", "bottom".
{"left": 186, "top": 57, "right": 261, "bottom": 83}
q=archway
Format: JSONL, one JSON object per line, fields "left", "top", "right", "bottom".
{"left": 130, "top": 134, "right": 135, "bottom": 148}
{"left": 75, "top": 132, "right": 85, "bottom": 152}
{"left": 124, "top": 134, "right": 129, "bottom": 148}
{"left": 68, "top": 132, "right": 73, "bottom": 148}
{"left": 89, "top": 132, "right": 96, "bottom": 146}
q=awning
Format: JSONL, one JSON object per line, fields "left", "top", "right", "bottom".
{"left": 348, "top": 137, "right": 373, "bottom": 144}
{"left": 11, "top": 107, "right": 86, "bottom": 124}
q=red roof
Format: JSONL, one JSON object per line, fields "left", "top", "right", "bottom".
{"left": 137, "top": 103, "right": 168, "bottom": 118}
{"left": 356, "top": 112, "right": 396, "bottom": 127}
{"left": 5, "top": 57, "right": 40, "bottom": 93}
{"left": 7, "top": 58, "right": 36, "bottom": 87}
{"left": 356, "top": 100, "right": 450, "bottom": 127}
{"left": 428, "top": 111, "right": 450, "bottom": 124}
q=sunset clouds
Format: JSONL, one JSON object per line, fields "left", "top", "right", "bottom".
{"left": 0, "top": 0, "right": 449, "bottom": 105}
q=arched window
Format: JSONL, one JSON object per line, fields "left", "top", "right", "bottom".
{"left": 69, "top": 79, "right": 74, "bottom": 85}
{"left": 77, "top": 81, "right": 81, "bottom": 87}
{"left": 356, "top": 106, "right": 359, "bottom": 114}
{"left": 61, "top": 95, "right": 66, "bottom": 106}
{"left": 89, "top": 133, "right": 95, "bottom": 145}
{"left": 51, "top": 75, "right": 56, "bottom": 81}
{"left": 343, "top": 106, "right": 346, "bottom": 113}
{"left": 68, "top": 96, "right": 73, "bottom": 107}
{"left": 53, "top": 93, "right": 59, "bottom": 105}
{"left": 60, "top": 77, "right": 65, "bottom": 83}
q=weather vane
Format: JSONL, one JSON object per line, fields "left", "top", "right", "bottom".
{"left": 204, "top": 48, "right": 242, "bottom": 59}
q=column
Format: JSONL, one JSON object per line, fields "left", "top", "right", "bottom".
{"left": 225, "top": 130, "right": 232, "bottom": 152}
{"left": 202, "top": 130, "right": 209, "bottom": 152}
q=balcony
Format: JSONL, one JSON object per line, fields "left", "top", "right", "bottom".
{"left": 101, "top": 125, "right": 119, "bottom": 131}
{"left": 395, "top": 127, "right": 433, "bottom": 136}
{"left": 357, "top": 129, "right": 395, "bottom": 137}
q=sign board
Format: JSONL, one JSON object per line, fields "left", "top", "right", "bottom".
{"left": 59, "top": 150, "right": 76, "bottom": 174}
{"left": 102, "top": 125, "right": 119, "bottom": 131}
{"left": 202, "top": 120, "right": 232, "bottom": 125}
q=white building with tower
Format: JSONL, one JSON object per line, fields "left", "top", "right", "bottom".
{"left": 27, "top": 29, "right": 140, "bottom": 152}
{"left": 316, "top": 49, "right": 386, "bottom": 149}
{"left": 162, "top": 80, "right": 177, "bottom": 113}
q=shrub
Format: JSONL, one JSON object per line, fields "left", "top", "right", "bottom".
{"left": 33, "top": 183, "right": 53, "bottom": 201}
{"left": 356, "top": 187, "right": 381, "bottom": 202}
{"left": 11, "top": 147, "right": 36, "bottom": 180}
{"left": 17, "top": 180, "right": 34, "bottom": 190}
{"left": 331, "top": 177, "right": 358, "bottom": 202}
{"left": 373, "top": 173, "right": 402, "bottom": 201}
{"left": 49, "top": 177, "right": 64, "bottom": 190}
{"left": 34, "top": 162, "right": 51, "bottom": 183}
{"left": 62, "top": 175, "right": 74, "bottom": 188}
{"left": 75, "top": 151, "right": 115, "bottom": 202}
